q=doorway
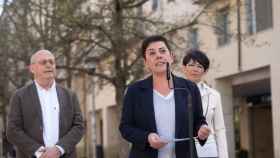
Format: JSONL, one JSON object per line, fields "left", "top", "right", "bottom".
{"left": 249, "top": 104, "right": 274, "bottom": 158}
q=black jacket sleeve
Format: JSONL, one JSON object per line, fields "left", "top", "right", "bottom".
{"left": 119, "top": 86, "right": 150, "bottom": 150}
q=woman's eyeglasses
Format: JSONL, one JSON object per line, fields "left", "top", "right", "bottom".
{"left": 186, "top": 63, "right": 204, "bottom": 70}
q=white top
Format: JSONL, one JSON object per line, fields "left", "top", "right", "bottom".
{"left": 153, "top": 90, "right": 176, "bottom": 158}
{"left": 34, "top": 81, "right": 64, "bottom": 157}
{"left": 195, "top": 82, "right": 229, "bottom": 158}
{"left": 35, "top": 81, "right": 60, "bottom": 147}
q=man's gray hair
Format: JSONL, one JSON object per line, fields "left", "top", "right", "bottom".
{"left": 30, "top": 50, "right": 54, "bottom": 64}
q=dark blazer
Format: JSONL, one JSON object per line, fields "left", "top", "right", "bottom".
{"left": 6, "top": 82, "right": 84, "bottom": 158}
{"left": 119, "top": 75, "right": 207, "bottom": 158}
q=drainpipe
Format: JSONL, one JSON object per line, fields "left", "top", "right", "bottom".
{"left": 237, "top": 0, "right": 242, "bottom": 72}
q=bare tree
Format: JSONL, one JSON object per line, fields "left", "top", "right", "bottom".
{"left": 0, "top": 0, "right": 217, "bottom": 157}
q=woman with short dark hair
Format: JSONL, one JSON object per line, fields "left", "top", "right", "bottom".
{"left": 119, "top": 35, "right": 210, "bottom": 158}
{"left": 182, "top": 49, "right": 229, "bottom": 158}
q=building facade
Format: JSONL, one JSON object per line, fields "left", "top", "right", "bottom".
{"left": 93, "top": 0, "right": 280, "bottom": 158}
{"left": 185, "top": 0, "right": 280, "bottom": 158}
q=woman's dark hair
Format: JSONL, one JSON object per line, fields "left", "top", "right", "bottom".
{"left": 182, "top": 49, "right": 210, "bottom": 71}
{"left": 141, "top": 35, "right": 171, "bottom": 59}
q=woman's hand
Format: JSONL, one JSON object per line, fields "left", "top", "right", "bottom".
{"left": 148, "top": 133, "right": 168, "bottom": 149}
{"left": 197, "top": 125, "right": 210, "bottom": 140}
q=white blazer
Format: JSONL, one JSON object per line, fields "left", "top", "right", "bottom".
{"left": 195, "top": 82, "right": 229, "bottom": 158}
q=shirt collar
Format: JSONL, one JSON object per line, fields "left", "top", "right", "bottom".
{"left": 153, "top": 89, "right": 174, "bottom": 100}
{"left": 197, "top": 81, "right": 211, "bottom": 96}
{"left": 34, "top": 80, "right": 56, "bottom": 92}
{"left": 197, "top": 81, "right": 205, "bottom": 91}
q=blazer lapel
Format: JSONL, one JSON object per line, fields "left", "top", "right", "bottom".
{"left": 140, "top": 76, "right": 157, "bottom": 132}
{"left": 56, "top": 85, "right": 66, "bottom": 137}
{"left": 145, "top": 88, "right": 157, "bottom": 132}
{"left": 174, "top": 89, "right": 187, "bottom": 138}
{"left": 29, "top": 82, "right": 43, "bottom": 126}
{"left": 29, "top": 82, "right": 44, "bottom": 143}
{"left": 173, "top": 77, "right": 189, "bottom": 138}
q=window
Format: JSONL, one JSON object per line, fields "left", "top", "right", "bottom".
{"left": 246, "top": 0, "right": 273, "bottom": 34}
{"left": 215, "top": 10, "right": 230, "bottom": 46}
{"left": 188, "top": 28, "right": 199, "bottom": 49}
{"left": 245, "top": 0, "right": 255, "bottom": 34}
{"left": 152, "top": 0, "right": 159, "bottom": 11}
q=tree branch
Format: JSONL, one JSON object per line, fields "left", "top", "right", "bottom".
{"left": 161, "top": 0, "right": 214, "bottom": 35}
{"left": 56, "top": 65, "right": 114, "bottom": 84}
{"left": 123, "top": 0, "right": 149, "bottom": 9}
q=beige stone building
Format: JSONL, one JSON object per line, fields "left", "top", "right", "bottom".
{"left": 92, "top": 0, "right": 280, "bottom": 158}
{"left": 183, "top": 0, "right": 280, "bottom": 158}
{"left": 72, "top": 74, "right": 95, "bottom": 158}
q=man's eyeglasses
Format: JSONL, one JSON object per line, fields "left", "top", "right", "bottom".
{"left": 36, "top": 59, "right": 55, "bottom": 65}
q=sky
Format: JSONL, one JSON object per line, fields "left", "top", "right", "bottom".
{"left": 0, "top": 0, "right": 3, "bottom": 14}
